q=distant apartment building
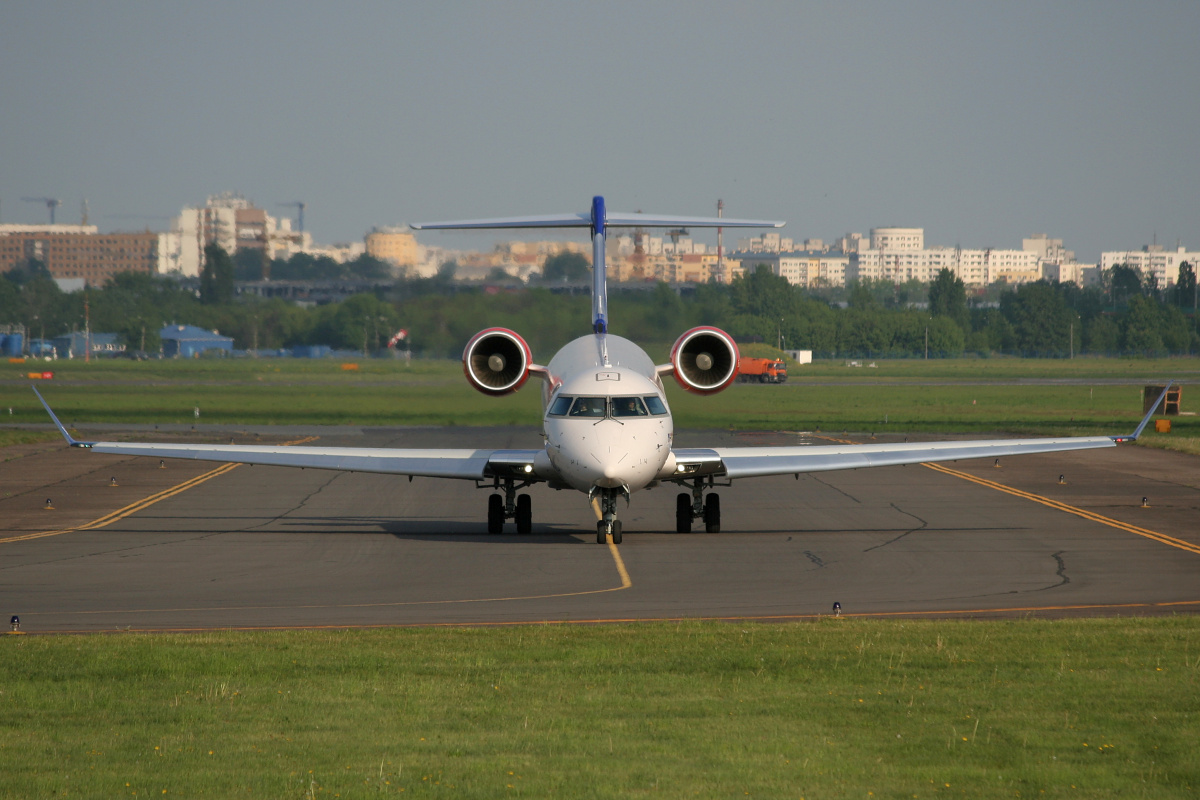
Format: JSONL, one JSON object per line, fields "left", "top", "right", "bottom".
{"left": 730, "top": 250, "right": 849, "bottom": 288}
{"left": 870, "top": 227, "right": 924, "bottom": 251}
{"left": 847, "top": 227, "right": 1042, "bottom": 287}
{"left": 1100, "top": 245, "right": 1199, "bottom": 288}
{"left": 0, "top": 224, "right": 162, "bottom": 285}
{"left": 852, "top": 245, "right": 1040, "bottom": 286}
{"left": 365, "top": 226, "right": 418, "bottom": 267}
{"left": 169, "top": 193, "right": 306, "bottom": 277}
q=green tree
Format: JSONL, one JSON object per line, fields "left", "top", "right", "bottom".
{"left": 1174, "top": 261, "right": 1196, "bottom": 310}
{"left": 1084, "top": 315, "right": 1120, "bottom": 354}
{"left": 1107, "top": 264, "right": 1142, "bottom": 308}
{"left": 1121, "top": 295, "right": 1165, "bottom": 356}
{"left": 1000, "top": 281, "right": 1079, "bottom": 355}
{"left": 928, "top": 268, "right": 969, "bottom": 330}
{"left": 233, "top": 248, "right": 268, "bottom": 281}
{"left": 540, "top": 252, "right": 590, "bottom": 283}
{"left": 200, "top": 245, "right": 235, "bottom": 305}
{"left": 345, "top": 254, "right": 392, "bottom": 280}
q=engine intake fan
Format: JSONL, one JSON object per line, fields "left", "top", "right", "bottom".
{"left": 463, "top": 328, "right": 532, "bottom": 395}
{"left": 670, "top": 326, "right": 739, "bottom": 395}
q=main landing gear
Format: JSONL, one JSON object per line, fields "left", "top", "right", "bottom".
{"left": 594, "top": 487, "right": 623, "bottom": 545}
{"left": 485, "top": 477, "right": 533, "bottom": 535}
{"left": 675, "top": 477, "right": 720, "bottom": 534}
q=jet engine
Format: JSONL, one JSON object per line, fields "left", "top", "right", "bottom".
{"left": 669, "top": 326, "right": 739, "bottom": 395}
{"left": 463, "top": 327, "right": 533, "bottom": 396}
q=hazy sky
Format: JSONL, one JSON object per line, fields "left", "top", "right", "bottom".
{"left": 2, "top": 1, "right": 1198, "bottom": 262}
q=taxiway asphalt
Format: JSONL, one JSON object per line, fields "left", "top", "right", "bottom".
{"left": 3, "top": 426, "right": 1198, "bottom": 632}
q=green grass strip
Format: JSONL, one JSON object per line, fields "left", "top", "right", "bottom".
{"left": 2, "top": 618, "right": 1197, "bottom": 798}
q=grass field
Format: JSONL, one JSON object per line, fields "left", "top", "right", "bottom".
{"left": 2, "top": 619, "right": 1198, "bottom": 799}
{"left": 3, "top": 356, "right": 1196, "bottom": 451}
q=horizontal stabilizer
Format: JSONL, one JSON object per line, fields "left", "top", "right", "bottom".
{"left": 413, "top": 208, "right": 784, "bottom": 231}
{"left": 605, "top": 213, "right": 784, "bottom": 229}
{"left": 411, "top": 213, "right": 592, "bottom": 231}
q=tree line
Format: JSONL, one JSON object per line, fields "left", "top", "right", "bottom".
{"left": 1, "top": 248, "right": 1196, "bottom": 359}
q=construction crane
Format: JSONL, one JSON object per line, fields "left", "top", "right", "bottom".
{"left": 278, "top": 201, "right": 306, "bottom": 233}
{"left": 666, "top": 227, "right": 690, "bottom": 245}
{"left": 22, "top": 197, "right": 61, "bottom": 224}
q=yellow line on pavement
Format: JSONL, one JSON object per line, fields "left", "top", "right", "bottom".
{"left": 608, "top": 540, "right": 632, "bottom": 589}
{"left": 922, "top": 461, "right": 1200, "bottom": 556}
{"left": 1, "top": 436, "right": 318, "bottom": 545}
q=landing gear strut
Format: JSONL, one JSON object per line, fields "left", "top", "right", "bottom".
{"left": 485, "top": 476, "right": 534, "bottom": 534}
{"left": 675, "top": 477, "right": 720, "bottom": 533}
{"left": 594, "top": 488, "right": 624, "bottom": 545}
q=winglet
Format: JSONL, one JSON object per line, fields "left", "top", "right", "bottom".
{"left": 31, "top": 386, "right": 91, "bottom": 448}
{"left": 1112, "top": 382, "right": 1173, "bottom": 443}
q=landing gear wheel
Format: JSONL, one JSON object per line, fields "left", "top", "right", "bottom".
{"left": 515, "top": 494, "right": 532, "bottom": 534}
{"left": 704, "top": 493, "right": 721, "bottom": 533}
{"left": 596, "top": 521, "right": 607, "bottom": 545}
{"left": 487, "top": 493, "right": 504, "bottom": 535}
{"left": 675, "top": 493, "right": 692, "bottom": 533}
{"left": 610, "top": 520, "right": 622, "bottom": 545}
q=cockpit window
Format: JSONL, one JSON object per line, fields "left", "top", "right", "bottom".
{"left": 568, "top": 396, "right": 606, "bottom": 417}
{"left": 550, "top": 394, "right": 668, "bottom": 418}
{"left": 643, "top": 395, "right": 668, "bottom": 415}
{"left": 547, "top": 395, "right": 573, "bottom": 416}
{"left": 611, "top": 396, "right": 649, "bottom": 417}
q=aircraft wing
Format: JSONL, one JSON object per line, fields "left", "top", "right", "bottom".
{"left": 672, "top": 436, "right": 1116, "bottom": 480}
{"left": 32, "top": 388, "right": 542, "bottom": 482}
{"left": 672, "top": 382, "right": 1170, "bottom": 480}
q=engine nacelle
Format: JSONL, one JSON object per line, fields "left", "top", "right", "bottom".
{"left": 463, "top": 328, "right": 532, "bottom": 396}
{"left": 669, "top": 326, "right": 739, "bottom": 395}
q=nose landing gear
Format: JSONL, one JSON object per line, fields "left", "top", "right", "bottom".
{"left": 675, "top": 477, "right": 720, "bottom": 533}
{"left": 594, "top": 487, "right": 625, "bottom": 544}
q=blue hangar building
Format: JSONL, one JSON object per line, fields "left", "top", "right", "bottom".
{"left": 160, "top": 325, "right": 234, "bottom": 358}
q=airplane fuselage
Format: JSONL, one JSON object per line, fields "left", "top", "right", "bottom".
{"left": 540, "top": 334, "right": 673, "bottom": 494}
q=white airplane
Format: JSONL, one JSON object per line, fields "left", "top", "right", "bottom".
{"left": 35, "top": 196, "right": 1169, "bottom": 545}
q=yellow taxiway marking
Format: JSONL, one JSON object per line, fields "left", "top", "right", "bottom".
{"left": 812, "top": 432, "right": 1198, "bottom": 557}
{"left": 0, "top": 436, "right": 319, "bottom": 545}
{"left": 608, "top": 540, "right": 632, "bottom": 589}
{"left": 922, "top": 461, "right": 1200, "bottom": 556}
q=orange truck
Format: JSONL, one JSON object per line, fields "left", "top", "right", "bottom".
{"left": 738, "top": 357, "right": 787, "bottom": 383}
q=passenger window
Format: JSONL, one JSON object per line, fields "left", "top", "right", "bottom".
{"left": 547, "top": 395, "right": 573, "bottom": 416}
{"left": 569, "top": 397, "right": 606, "bottom": 417}
{"left": 611, "top": 396, "right": 649, "bottom": 417}
{"left": 643, "top": 395, "right": 668, "bottom": 415}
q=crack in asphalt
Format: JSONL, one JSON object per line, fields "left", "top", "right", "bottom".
{"left": 1035, "top": 550, "right": 1071, "bottom": 591}
{"left": 862, "top": 503, "right": 929, "bottom": 552}
{"left": 236, "top": 472, "right": 346, "bottom": 533}
{"left": 808, "top": 474, "right": 863, "bottom": 504}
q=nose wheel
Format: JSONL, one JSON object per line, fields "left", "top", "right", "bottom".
{"left": 597, "top": 519, "right": 622, "bottom": 545}
{"left": 594, "top": 488, "right": 625, "bottom": 544}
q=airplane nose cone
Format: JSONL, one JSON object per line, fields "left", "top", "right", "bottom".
{"left": 595, "top": 464, "right": 625, "bottom": 488}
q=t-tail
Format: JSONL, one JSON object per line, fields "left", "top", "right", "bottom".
{"left": 412, "top": 195, "right": 785, "bottom": 337}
